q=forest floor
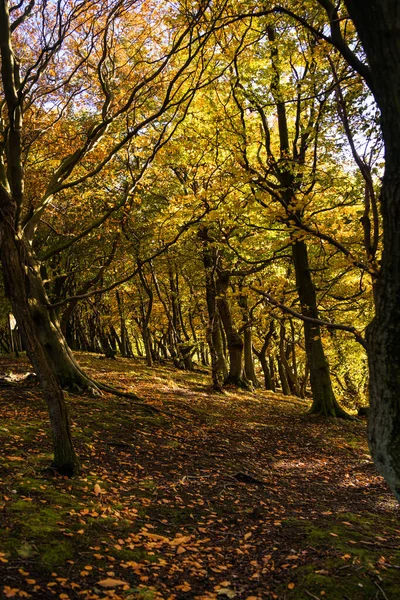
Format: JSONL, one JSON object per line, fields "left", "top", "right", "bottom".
{"left": 0, "top": 353, "right": 399, "bottom": 600}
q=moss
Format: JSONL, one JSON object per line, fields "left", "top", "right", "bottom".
{"left": 281, "top": 568, "right": 378, "bottom": 600}
{"left": 139, "top": 478, "right": 157, "bottom": 491}
{"left": 114, "top": 547, "right": 159, "bottom": 563}
{"left": 128, "top": 587, "right": 158, "bottom": 599}
{"left": 148, "top": 504, "right": 195, "bottom": 527}
{"left": 279, "top": 515, "right": 400, "bottom": 599}
{"left": 165, "top": 439, "right": 180, "bottom": 449}
{"left": 40, "top": 540, "right": 74, "bottom": 568}
{"left": 8, "top": 501, "right": 60, "bottom": 536}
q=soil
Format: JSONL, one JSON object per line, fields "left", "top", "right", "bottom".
{"left": 0, "top": 353, "right": 399, "bottom": 600}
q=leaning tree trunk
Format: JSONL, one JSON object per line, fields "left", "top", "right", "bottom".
{"left": 1, "top": 232, "right": 95, "bottom": 392}
{"left": 0, "top": 194, "right": 80, "bottom": 475}
{"left": 292, "top": 240, "right": 349, "bottom": 417}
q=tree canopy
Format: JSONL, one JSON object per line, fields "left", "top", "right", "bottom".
{"left": 1, "top": 0, "right": 399, "bottom": 502}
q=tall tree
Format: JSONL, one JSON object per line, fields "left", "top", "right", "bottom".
{"left": 337, "top": 0, "right": 400, "bottom": 500}
{"left": 0, "top": 0, "right": 223, "bottom": 472}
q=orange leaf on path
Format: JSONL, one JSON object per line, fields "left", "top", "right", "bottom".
{"left": 97, "top": 578, "right": 128, "bottom": 588}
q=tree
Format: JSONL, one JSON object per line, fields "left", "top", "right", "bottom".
{"left": 249, "top": 0, "right": 400, "bottom": 497}
{"left": 0, "top": 0, "right": 223, "bottom": 473}
{"left": 337, "top": 0, "right": 400, "bottom": 500}
{"left": 215, "top": 15, "right": 355, "bottom": 414}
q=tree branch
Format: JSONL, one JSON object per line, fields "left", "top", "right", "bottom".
{"left": 249, "top": 285, "right": 366, "bottom": 348}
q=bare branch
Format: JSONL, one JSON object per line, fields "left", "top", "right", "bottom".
{"left": 249, "top": 285, "right": 366, "bottom": 348}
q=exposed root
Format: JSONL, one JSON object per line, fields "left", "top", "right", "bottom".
{"left": 71, "top": 371, "right": 188, "bottom": 421}
{"left": 307, "top": 406, "right": 355, "bottom": 420}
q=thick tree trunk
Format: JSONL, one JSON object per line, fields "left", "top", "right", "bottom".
{"left": 292, "top": 240, "right": 349, "bottom": 417}
{"left": 0, "top": 195, "right": 80, "bottom": 474}
{"left": 142, "top": 327, "right": 153, "bottom": 367}
{"left": 341, "top": 0, "right": 400, "bottom": 498}
{"left": 366, "top": 172, "right": 400, "bottom": 498}
{"left": 4, "top": 247, "right": 94, "bottom": 390}
{"left": 243, "top": 326, "right": 259, "bottom": 387}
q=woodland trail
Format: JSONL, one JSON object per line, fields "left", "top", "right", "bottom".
{"left": 0, "top": 354, "right": 399, "bottom": 599}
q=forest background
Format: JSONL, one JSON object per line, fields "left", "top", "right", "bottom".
{"left": 0, "top": 0, "right": 399, "bottom": 499}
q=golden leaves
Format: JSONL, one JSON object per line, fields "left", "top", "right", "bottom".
{"left": 93, "top": 483, "right": 102, "bottom": 496}
{"left": 96, "top": 578, "right": 129, "bottom": 588}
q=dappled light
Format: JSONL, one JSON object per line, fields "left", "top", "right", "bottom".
{"left": 1, "top": 0, "right": 400, "bottom": 598}
{"left": 1, "top": 354, "right": 399, "bottom": 598}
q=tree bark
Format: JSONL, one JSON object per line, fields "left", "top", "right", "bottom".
{"left": 292, "top": 240, "right": 349, "bottom": 417}
{"left": 0, "top": 192, "right": 80, "bottom": 475}
{"left": 198, "top": 230, "right": 227, "bottom": 389}
{"left": 216, "top": 271, "right": 247, "bottom": 387}
{"left": 238, "top": 290, "right": 260, "bottom": 388}
{"left": 340, "top": 0, "right": 400, "bottom": 498}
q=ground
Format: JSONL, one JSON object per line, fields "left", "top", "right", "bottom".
{"left": 0, "top": 353, "right": 399, "bottom": 600}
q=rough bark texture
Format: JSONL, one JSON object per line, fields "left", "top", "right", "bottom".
{"left": 292, "top": 240, "right": 349, "bottom": 417}
{"left": 0, "top": 193, "right": 80, "bottom": 475}
{"left": 341, "top": 0, "right": 400, "bottom": 499}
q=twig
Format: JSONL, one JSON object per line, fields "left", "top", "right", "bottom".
{"left": 382, "top": 562, "right": 400, "bottom": 570}
{"left": 374, "top": 580, "right": 389, "bottom": 600}
{"left": 305, "top": 591, "right": 320, "bottom": 600}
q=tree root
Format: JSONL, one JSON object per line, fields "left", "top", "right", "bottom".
{"left": 64, "top": 366, "right": 188, "bottom": 421}
{"left": 307, "top": 406, "right": 355, "bottom": 420}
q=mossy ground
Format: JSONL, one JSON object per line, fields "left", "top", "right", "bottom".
{"left": 0, "top": 353, "right": 399, "bottom": 599}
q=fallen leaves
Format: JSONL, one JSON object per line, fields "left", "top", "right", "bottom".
{"left": 0, "top": 354, "right": 399, "bottom": 600}
{"left": 96, "top": 578, "right": 128, "bottom": 588}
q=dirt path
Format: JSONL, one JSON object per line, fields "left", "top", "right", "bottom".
{"left": 0, "top": 354, "right": 399, "bottom": 599}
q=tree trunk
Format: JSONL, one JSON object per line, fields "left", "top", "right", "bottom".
{"left": 279, "top": 322, "right": 301, "bottom": 397}
{"left": 238, "top": 291, "right": 260, "bottom": 388}
{"left": 366, "top": 171, "right": 400, "bottom": 497}
{"left": 199, "top": 229, "right": 228, "bottom": 389}
{"left": 260, "top": 351, "right": 274, "bottom": 390}
{"left": 3, "top": 240, "right": 94, "bottom": 391}
{"left": 0, "top": 194, "right": 80, "bottom": 474}
{"left": 216, "top": 271, "right": 247, "bottom": 387}
{"left": 278, "top": 358, "right": 291, "bottom": 396}
{"left": 254, "top": 322, "right": 276, "bottom": 391}
{"left": 342, "top": 0, "right": 400, "bottom": 501}
{"left": 292, "top": 240, "right": 349, "bottom": 417}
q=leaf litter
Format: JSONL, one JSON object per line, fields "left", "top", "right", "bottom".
{"left": 0, "top": 353, "right": 399, "bottom": 599}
